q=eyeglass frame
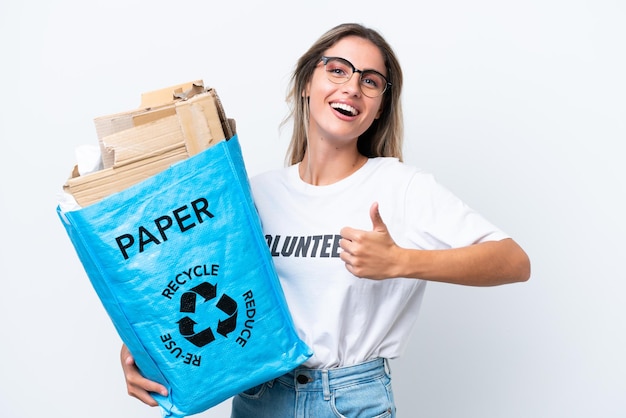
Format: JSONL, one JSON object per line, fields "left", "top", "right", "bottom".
{"left": 319, "top": 56, "right": 392, "bottom": 97}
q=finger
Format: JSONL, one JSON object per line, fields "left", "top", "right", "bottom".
{"left": 127, "top": 364, "right": 169, "bottom": 398}
{"left": 340, "top": 252, "right": 357, "bottom": 274}
{"left": 124, "top": 353, "right": 135, "bottom": 366}
{"left": 121, "top": 345, "right": 168, "bottom": 399}
{"left": 343, "top": 262, "right": 356, "bottom": 276}
{"left": 139, "top": 377, "right": 169, "bottom": 398}
{"left": 339, "top": 246, "right": 352, "bottom": 263}
{"left": 127, "top": 371, "right": 169, "bottom": 403}
{"left": 340, "top": 226, "right": 358, "bottom": 242}
{"left": 339, "top": 236, "right": 354, "bottom": 254}
{"left": 131, "top": 386, "right": 161, "bottom": 407}
{"left": 369, "top": 202, "right": 386, "bottom": 232}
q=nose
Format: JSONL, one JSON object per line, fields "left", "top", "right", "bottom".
{"left": 342, "top": 72, "right": 362, "bottom": 96}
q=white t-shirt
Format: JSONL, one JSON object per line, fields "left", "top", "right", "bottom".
{"left": 250, "top": 157, "right": 509, "bottom": 368}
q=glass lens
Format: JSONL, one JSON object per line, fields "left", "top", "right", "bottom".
{"left": 324, "top": 57, "right": 352, "bottom": 82}
{"left": 360, "top": 71, "right": 386, "bottom": 97}
{"left": 323, "top": 57, "right": 387, "bottom": 98}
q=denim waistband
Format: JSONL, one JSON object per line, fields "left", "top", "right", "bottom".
{"left": 276, "top": 358, "right": 390, "bottom": 397}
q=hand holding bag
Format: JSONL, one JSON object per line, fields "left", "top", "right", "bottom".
{"left": 57, "top": 135, "right": 312, "bottom": 417}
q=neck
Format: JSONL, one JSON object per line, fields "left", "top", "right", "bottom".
{"left": 298, "top": 147, "right": 368, "bottom": 186}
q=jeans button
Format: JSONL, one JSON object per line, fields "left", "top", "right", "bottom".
{"left": 296, "top": 374, "right": 309, "bottom": 384}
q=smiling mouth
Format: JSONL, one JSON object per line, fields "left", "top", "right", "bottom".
{"left": 331, "top": 102, "right": 358, "bottom": 116}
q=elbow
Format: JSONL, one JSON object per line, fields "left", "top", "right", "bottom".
{"left": 507, "top": 239, "right": 531, "bottom": 283}
{"left": 515, "top": 251, "right": 531, "bottom": 283}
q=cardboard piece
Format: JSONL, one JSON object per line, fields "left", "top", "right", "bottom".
{"left": 93, "top": 82, "right": 233, "bottom": 168}
{"left": 63, "top": 81, "right": 235, "bottom": 207}
{"left": 140, "top": 79, "right": 206, "bottom": 108}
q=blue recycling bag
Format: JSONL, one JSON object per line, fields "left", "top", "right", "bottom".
{"left": 57, "top": 135, "right": 312, "bottom": 417}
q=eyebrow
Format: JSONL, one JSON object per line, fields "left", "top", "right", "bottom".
{"left": 325, "top": 56, "right": 388, "bottom": 77}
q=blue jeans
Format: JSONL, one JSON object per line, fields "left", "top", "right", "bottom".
{"left": 230, "top": 358, "right": 396, "bottom": 418}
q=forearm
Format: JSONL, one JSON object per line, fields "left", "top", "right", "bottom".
{"left": 394, "top": 238, "right": 531, "bottom": 286}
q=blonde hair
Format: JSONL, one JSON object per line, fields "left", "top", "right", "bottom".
{"left": 282, "top": 23, "right": 404, "bottom": 165}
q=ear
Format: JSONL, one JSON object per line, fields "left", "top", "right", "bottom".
{"left": 302, "top": 80, "right": 311, "bottom": 98}
{"left": 374, "top": 105, "right": 383, "bottom": 119}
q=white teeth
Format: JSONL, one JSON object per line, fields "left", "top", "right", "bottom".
{"left": 330, "top": 102, "right": 358, "bottom": 116}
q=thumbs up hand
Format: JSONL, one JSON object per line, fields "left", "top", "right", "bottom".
{"left": 339, "top": 202, "right": 402, "bottom": 280}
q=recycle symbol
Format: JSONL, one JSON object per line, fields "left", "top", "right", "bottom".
{"left": 176, "top": 281, "right": 238, "bottom": 347}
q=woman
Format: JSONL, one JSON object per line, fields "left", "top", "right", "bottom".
{"left": 121, "top": 23, "right": 530, "bottom": 417}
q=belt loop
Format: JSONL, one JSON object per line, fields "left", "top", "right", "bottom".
{"left": 322, "top": 369, "right": 330, "bottom": 401}
{"left": 384, "top": 358, "right": 392, "bottom": 377}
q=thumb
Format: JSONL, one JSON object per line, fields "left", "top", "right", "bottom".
{"left": 370, "top": 202, "right": 387, "bottom": 232}
{"left": 124, "top": 352, "right": 135, "bottom": 366}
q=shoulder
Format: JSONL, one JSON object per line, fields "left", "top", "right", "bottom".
{"left": 251, "top": 166, "right": 289, "bottom": 184}
{"left": 368, "top": 158, "right": 466, "bottom": 209}
{"left": 367, "top": 157, "right": 436, "bottom": 189}
{"left": 369, "top": 157, "right": 423, "bottom": 175}
{"left": 249, "top": 165, "right": 293, "bottom": 197}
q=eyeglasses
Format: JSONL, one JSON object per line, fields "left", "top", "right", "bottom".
{"left": 320, "top": 56, "right": 391, "bottom": 98}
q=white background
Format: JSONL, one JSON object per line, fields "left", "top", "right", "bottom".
{"left": 1, "top": 1, "right": 624, "bottom": 417}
